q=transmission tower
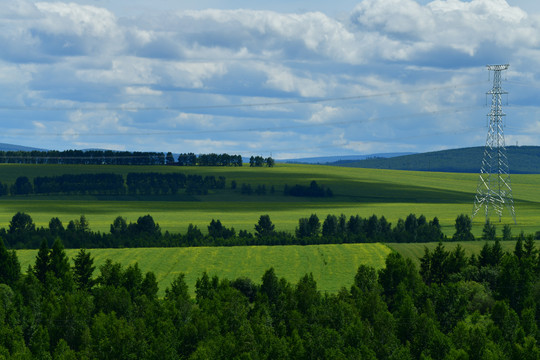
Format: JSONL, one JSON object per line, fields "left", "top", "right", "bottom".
{"left": 472, "top": 64, "right": 516, "bottom": 224}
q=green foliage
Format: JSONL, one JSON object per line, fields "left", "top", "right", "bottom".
{"left": 73, "top": 249, "right": 95, "bottom": 291}
{"left": 482, "top": 220, "right": 496, "bottom": 240}
{"left": 8, "top": 212, "right": 35, "bottom": 235}
{"left": 0, "top": 239, "right": 20, "bottom": 287}
{"left": 8, "top": 243, "right": 540, "bottom": 358}
{"left": 453, "top": 214, "right": 474, "bottom": 242}
{"left": 254, "top": 215, "right": 275, "bottom": 239}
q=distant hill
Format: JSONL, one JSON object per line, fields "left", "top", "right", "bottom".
{"left": 333, "top": 146, "right": 540, "bottom": 174}
{"left": 281, "top": 153, "right": 415, "bottom": 164}
{"left": 0, "top": 143, "right": 47, "bottom": 152}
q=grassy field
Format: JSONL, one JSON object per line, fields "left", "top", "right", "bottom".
{"left": 16, "top": 243, "right": 392, "bottom": 297}
{"left": 16, "top": 240, "right": 528, "bottom": 297}
{"left": 0, "top": 163, "right": 538, "bottom": 237}
{"left": 388, "top": 240, "right": 521, "bottom": 266}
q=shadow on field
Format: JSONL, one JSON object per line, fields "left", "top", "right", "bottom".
{"left": 335, "top": 181, "right": 477, "bottom": 204}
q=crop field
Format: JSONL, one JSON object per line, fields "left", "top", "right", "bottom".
{"left": 16, "top": 243, "right": 392, "bottom": 297}
{"left": 16, "top": 240, "right": 528, "bottom": 297}
{"left": 388, "top": 240, "right": 521, "bottom": 266}
{"left": 0, "top": 163, "right": 538, "bottom": 237}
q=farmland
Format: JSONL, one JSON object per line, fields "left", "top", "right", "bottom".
{"left": 0, "top": 162, "right": 539, "bottom": 237}
{"left": 16, "top": 243, "right": 392, "bottom": 297}
{"left": 4, "top": 162, "right": 540, "bottom": 296}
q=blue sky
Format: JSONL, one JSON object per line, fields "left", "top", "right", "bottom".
{"left": 1, "top": 0, "right": 540, "bottom": 159}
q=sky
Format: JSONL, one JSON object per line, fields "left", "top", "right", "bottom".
{"left": 1, "top": 0, "right": 540, "bottom": 159}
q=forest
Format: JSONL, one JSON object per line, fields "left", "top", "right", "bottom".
{"left": 335, "top": 146, "right": 540, "bottom": 174}
{"left": 2, "top": 236, "right": 540, "bottom": 359}
{"left": 3, "top": 211, "right": 538, "bottom": 250}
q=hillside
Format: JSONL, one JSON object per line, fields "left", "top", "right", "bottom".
{"left": 333, "top": 146, "right": 540, "bottom": 174}
{"left": 0, "top": 163, "right": 538, "bottom": 237}
{"left": 280, "top": 152, "right": 415, "bottom": 164}
{"left": 0, "top": 142, "right": 47, "bottom": 152}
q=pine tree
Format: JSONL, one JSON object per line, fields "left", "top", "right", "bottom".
{"left": 33, "top": 239, "right": 50, "bottom": 283}
{"left": 0, "top": 238, "right": 20, "bottom": 286}
{"left": 73, "top": 249, "right": 95, "bottom": 291}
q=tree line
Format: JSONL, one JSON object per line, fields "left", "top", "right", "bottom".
{"left": 284, "top": 180, "right": 333, "bottom": 197}
{"left": 3, "top": 211, "right": 538, "bottom": 250}
{"left": 0, "top": 150, "right": 166, "bottom": 165}
{"left": 4, "top": 173, "right": 227, "bottom": 197}
{"left": 176, "top": 153, "right": 244, "bottom": 166}
{"left": 0, "top": 150, "right": 272, "bottom": 167}
{"left": 3, "top": 236, "right": 540, "bottom": 358}
{"left": 235, "top": 180, "right": 333, "bottom": 198}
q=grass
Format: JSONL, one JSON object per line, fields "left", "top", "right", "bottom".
{"left": 16, "top": 243, "right": 393, "bottom": 297}
{"left": 388, "top": 240, "right": 522, "bottom": 266}
{"left": 16, "top": 240, "right": 529, "bottom": 297}
{"left": 0, "top": 163, "right": 538, "bottom": 237}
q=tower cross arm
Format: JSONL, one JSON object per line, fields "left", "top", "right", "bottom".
{"left": 487, "top": 64, "right": 509, "bottom": 71}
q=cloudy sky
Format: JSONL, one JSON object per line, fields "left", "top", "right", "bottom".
{"left": 1, "top": 0, "right": 540, "bottom": 159}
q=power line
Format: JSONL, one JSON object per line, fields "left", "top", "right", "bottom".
{"left": 0, "top": 82, "right": 483, "bottom": 112}
{"left": 2, "top": 105, "right": 482, "bottom": 138}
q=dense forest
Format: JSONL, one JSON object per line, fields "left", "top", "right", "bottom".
{"left": 3, "top": 236, "right": 540, "bottom": 358}
{"left": 3, "top": 211, "right": 538, "bottom": 250}
{"left": 334, "top": 146, "right": 540, "bottom": 174}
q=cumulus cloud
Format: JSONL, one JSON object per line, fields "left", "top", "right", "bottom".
{"left": 0, "top": 0, "right": 539, "bottom": 156}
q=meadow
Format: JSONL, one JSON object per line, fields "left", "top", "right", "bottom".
{"left": 16, "top": 243, "right": 392, "bottom": 297}
{"left": 15, "top": 240, "right": 526, "bottom": 297}
{"left": 0, "top": 162, "right": 538, "bottom": 237}
{"left": 388, "top": 240, "right": 521, "bottom": 266}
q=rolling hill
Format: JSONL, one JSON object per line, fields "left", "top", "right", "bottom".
{"left": 332, "top": 146, "right": 540, "bottom": 174}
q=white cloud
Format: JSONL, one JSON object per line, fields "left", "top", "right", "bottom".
{"left": 33, "top": 121, "right": 46, "bottom": 129}
{"left": 305, "top": 105, "right": 341, "bottom": 124}
{"left": 35, "top": 2, "right": 119, "bottom": 38}
{"left": 125, "top": 86, "right": 162, "bottom": 96}
{"left": 0, "top": 0, "right": 539, "bottom": 155}
{"left": 256, "top": 63, "right": 327, "bottom": 97}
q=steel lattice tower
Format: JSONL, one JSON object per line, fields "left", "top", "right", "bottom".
{"left": 472, "top": 64, "right": 516, "bottom": 224}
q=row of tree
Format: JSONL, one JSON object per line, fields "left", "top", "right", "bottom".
{"left": 284, "top": 180, "right": 334, "bottom": 197}
{"left": 5, "top": 173, "right": 227, "bottom": 197}
{"left": 3, "top": 236, "right": 540, "bottom": 358}
{"left": 175, "top": 153, "right": 244, "bottom": 166}
{"left": 126, "top": 173, "right": 225, "bottom": 195}
{"left": 0, "top": 150, "right": 166, "bottom": 165}
{"left": 33, "top": 174, "right": 125, "bottom": 195}
{"left": 3, "top": 211, "right": 535, "bottom": 250}
{"left": 0, "top": 150, "right": 273, "bottom": 167}
{"left": 249, "top": 156, "right": 275, "bottom": 167}
{"left": 234, "top": 181, "right": 333, "bottom": 198}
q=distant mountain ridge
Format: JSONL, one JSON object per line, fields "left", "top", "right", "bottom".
{"left": 0, "top": 143, "right": 47, "bottom": 152}
{"left": 281, "top": 153, "right": 416, "bottom": 164}
{"left": 332, "top": 146, "right": 540, "bottom": 174}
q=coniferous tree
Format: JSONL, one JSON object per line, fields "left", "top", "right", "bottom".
{"left": 482, "top": 220, "right": 496, "bottom": 240}
{"left": 49, "top": 238, "right": 73, "bottom": 291}
{"left": 0, "top": 238, "right": 20, "bottom": 286}
{"left": 33, "top": 239, "right": 50, "bottom": 283}
{"left": 254, "top": 215, "right": 275, "bottom": 239}
{"left": 73, "top": 249, "right": 95, "bottom": 291}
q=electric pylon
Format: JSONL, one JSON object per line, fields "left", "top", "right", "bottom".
{"left": 472, "top": 64, "right": 516, "bottom": 224}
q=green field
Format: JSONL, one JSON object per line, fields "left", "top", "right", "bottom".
{"left": 16, "top": 240, "right": 527, "bottom": 297}
{"left": 16, "top": 243, "right": 392, "bottom": 297}
{"left": 388, "top": 240, "right": 521, "bottom": 266}
{"left": 0, "top": 163, "right": 538, "bottom": 237}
